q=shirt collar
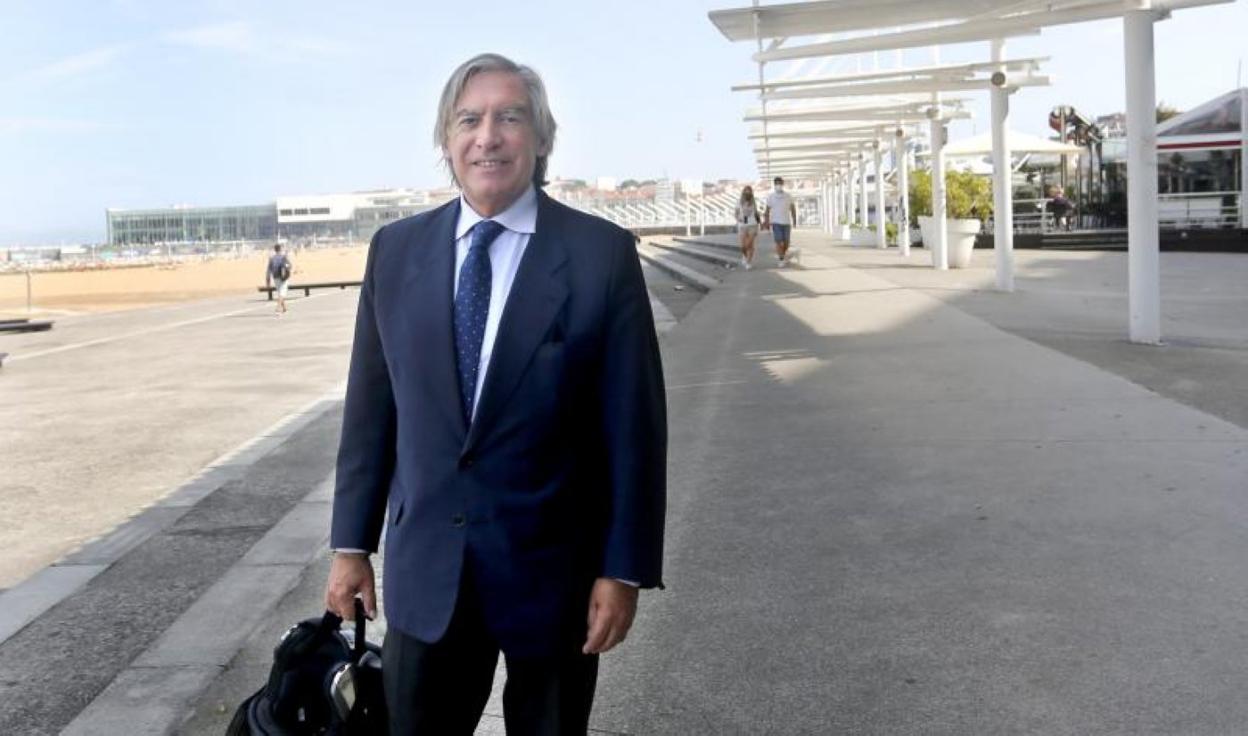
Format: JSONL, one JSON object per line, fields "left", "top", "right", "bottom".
{"left": 455, "top": 184, "right": 538, "bottom": 240}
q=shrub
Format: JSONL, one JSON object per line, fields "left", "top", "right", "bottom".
{"left": 908, "top": 169, "right": 994, "bottom": 223}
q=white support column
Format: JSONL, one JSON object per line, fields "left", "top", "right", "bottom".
{"left": 874, "top": 138, "right": 887, "bottom": 248}
{"left": 842, "top": 170, "right": 851, "bottom": 229}
{"left": 895, "top": 130, "right": 911, "bottom": 257}
{"left": 1124, "top": 6, "right": 1161, "bottom": 344}
{"left": 833, "top": 170, "right": 842, "bottom": 233}
{"left": 848, "top": 163, "right": 859, "bottom": 227}
{"left": 820, "top": 180, "right": 827, "bottom": 233}
{"left": 929, "top": 114, "right": 948, "bottom": 270}
{"left": 991, "top": 38, "right": 1016, "bottom": 292}
{"left": 830, "top": 173, "right": 840, "bottom": 232}
{"left": 1241, "top": 90, "right": 1248, "bottom": 228}
{"left": 858, "top": 146, "right": 869, "bottom": 230}
{"left": 829, "top": 175, "right": 838, "bottom": 231}
{"left": 699, "top": 191, "right": 706, "bottom": 236}
{"left": 825, "top": 178, "right": 834, "bottom": 233}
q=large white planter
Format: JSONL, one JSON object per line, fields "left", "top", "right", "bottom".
{"left": 917, "top": 216, "right": 982, "bottom": 269}
{"left": 850, "top": 228, "right": 875, "bottom": 246}
{"left": 835, "top": 224, "right": 852, "bottom": 240}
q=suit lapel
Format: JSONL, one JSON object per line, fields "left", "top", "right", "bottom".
{"left": 404, "top": 200, "right": 468, "bottom": 440}
{"left": 464, "top": 194, "right": 569, "bottom": 453}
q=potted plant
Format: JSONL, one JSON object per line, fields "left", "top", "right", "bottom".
{"left": 909, "top": 169, "right": 993, "bottom": 268}
{"left": 833, "top": 215, "right": 853, "bottom": 242}
{"left": 851, "top": 224, "right": 875, "bottom": 246}
{"left": 885, "top": 222, "right": 899, "bottom": 246}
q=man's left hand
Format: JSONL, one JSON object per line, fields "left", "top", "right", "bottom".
{"left": 582, "top": 578, "right": 639, "bottom": 655}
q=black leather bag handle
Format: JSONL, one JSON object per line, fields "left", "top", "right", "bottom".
{"left": 352, "top": 598, "right": 368, "bottom": 660}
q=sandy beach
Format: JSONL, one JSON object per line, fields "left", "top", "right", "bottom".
{"left": 0, "top": 246, "right": 368, "bottom": 317}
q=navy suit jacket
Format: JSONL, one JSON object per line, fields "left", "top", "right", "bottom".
{"left": 331, "top": 191, "right": 666, "bottom": 657}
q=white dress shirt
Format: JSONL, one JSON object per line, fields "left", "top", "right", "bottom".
{"left": 454, "top": 185, "right": 537, "bottom": 419}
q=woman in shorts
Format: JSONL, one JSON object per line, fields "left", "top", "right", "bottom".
{"left": 735, "top": 186, "right": 760, "bottom": 270}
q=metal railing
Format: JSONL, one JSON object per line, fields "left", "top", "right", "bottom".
{"left": 553, "top": 192, "right": 739, "bottom": 230}
{"left": 1158, "top": 191, "right": 1241, "bottom": 229}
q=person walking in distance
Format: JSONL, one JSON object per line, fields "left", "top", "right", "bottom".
{"left": 735, "top": 185, "right": 760, "bottom": 270}
{"left": 325, "top": 53, "right": 667, "bottom": 735}
{"left": 265, "top": 243, "right": 292, "bottom": 315}
{"left": 763, "top": 176, "right": 797, "bottom": 267}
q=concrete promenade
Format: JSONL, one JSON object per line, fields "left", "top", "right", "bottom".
{"left": 2, "top": 232, "right": 1247, "bottom": 734}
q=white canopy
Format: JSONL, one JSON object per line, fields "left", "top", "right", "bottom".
{"left": 942, "top": 129, "right": 1083, "bottom": 157}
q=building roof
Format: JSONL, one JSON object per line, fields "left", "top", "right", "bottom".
{"left": 943, "top": 129, "right": 1084, "bottom": 157}
{"left": 1157, "top": 87, "right": 1244, "bottom": 138}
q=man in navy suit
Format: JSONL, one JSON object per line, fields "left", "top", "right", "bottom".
{"left": 325, "top": 53, "right": 666, "bottom": 734}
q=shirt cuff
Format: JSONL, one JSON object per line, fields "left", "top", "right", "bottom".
{"left": 611, "top": 578, "right": 639, "bottom": 587}
{"left": 332, "top": 548, "right": 369, "bottom": 555}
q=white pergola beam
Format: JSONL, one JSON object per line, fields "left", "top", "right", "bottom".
{"left": 751, "top": 0, "right": 1231, "bottom": 62}
{"left": 744, "top": 99, "right": 964, "bottom": 121}
{"left": 762, "top": 75, "right": 1051, "bottom": 101}
{"left": 759, "top": 149, "right": 875, "bottom": 163}
{"left": 749, "top": 124, "right": 919, "bottom": 140}
{"left": 731, "top": 57, "right": 1049, "bottom": 92}
{"left": 756, "top": 138, "right": 880, "bottom": 153}
{"left": 709, "top": 0, "right": 1005, "bottom": 42}
{"left": 746, "top": 108, "right": 969, "bottom": 124}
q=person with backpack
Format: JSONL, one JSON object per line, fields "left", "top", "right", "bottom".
{"left": 266, "top": 243, "right": 293, "bottom": 315}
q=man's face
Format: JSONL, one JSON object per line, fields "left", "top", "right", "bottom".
{"left": 446, "top": 70, "right": 543, "bottom": 217}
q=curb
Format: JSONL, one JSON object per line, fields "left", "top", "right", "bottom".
{"left": 0, "top": 386, "right": 344, "bottom": 649}
{"left": 60, "top": 477, "right": 335, "bottom": 736}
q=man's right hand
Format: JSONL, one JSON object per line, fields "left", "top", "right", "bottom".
{"left": 325, "top": 552, "right": 377, "bottom": 620}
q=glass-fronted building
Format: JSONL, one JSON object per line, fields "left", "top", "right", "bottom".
{"left": 1097, "top": 88, "right": 1245, "bottom": 230}
{"left": 106, "top": 204, "right": 277, "bottom": 246}
{"left": 106, "top": 189, "right": 449, "bottom": 248}
{"left": 1155, "top": 88, "right": 1245, "bottom": 229}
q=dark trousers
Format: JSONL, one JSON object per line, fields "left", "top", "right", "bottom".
{"left": 382, "top": 575, "right": 599, "bottom": 735}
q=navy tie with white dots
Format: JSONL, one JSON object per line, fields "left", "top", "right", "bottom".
{"left": 454, "top": 219, "right": 505, "bottom": 423}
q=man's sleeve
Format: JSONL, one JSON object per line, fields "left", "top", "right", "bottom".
{"left": 598, "top": 228, "right": 667, "bottom": 589}
{"left": 330, "top": 230, "right": 397, "bottom": 553}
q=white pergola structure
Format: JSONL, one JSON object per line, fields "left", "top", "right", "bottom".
{"left": 746, "top": 97, "right": 970, "bottom": 254}
{"left": 712, "top": 0, "right": 1235, "bottom": 344}
{"left": 743, "top": 60, "right": 1049, "bottom": 268}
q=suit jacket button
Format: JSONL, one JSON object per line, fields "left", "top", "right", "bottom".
{"left": 460, "top": 456, "right": 474, "bottom": 468}
{"left": 451, "top": 514, "right": 466, "bottom": 527}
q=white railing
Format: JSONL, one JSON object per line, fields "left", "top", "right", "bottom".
{"left": 1158, "top": 191, "right": 1241, "bottom": 229}
{"left": 1011, "top": 198, "right": 1059, "bottom": 232}
{"left": 554, "top": 192, "right": 739, "bottom": 230}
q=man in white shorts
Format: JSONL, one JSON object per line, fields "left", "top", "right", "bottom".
{"left": 265, "top": 243, "right": 292, "bottom": 315}
{"left": 763, "top": 177, "right": 797, "bottom": 267}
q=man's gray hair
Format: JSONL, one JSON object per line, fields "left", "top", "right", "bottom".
{"left": 434, "top": 53, "right": 557, "bottom": 188}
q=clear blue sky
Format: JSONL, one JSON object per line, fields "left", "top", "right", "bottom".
{"left": 2, "top": 0, "right": 1245, "bottom": 245}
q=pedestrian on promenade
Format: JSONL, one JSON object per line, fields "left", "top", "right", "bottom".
{"left": 763, "top": 176, "right": 797, "bottom": 267}
{"left": 265, "top": 243, "right": 292, "bottom": 315}
{"left": 735, "top": 185, "right": 761, "bottom": 270}
{"left": 1047, "top": 185, "right": 1073, "bottom": 231}
{"left": 325, "top": 52, "right": 667, "bottom": 735}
